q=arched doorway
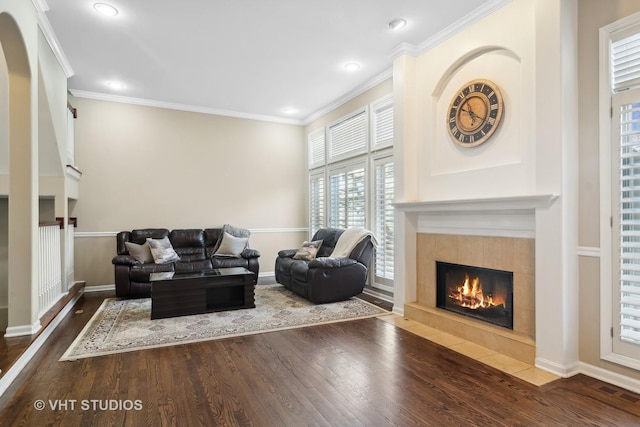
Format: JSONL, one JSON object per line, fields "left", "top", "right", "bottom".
{"left": 0, "top": 11, "right": 38, "bottom": 335}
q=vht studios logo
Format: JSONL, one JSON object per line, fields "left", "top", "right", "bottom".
{"left": 34, "top": 399, "right": 143, "bottom": 411}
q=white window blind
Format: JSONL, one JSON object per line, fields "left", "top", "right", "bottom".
{"left": 374, "top": 159, "right": 394, "bottom": 282}
{"left": 612, "top": 32, "right": 640, "bottom": 92}
{"left": 328, "top": 109, "right": 368, "bottom": 162}
{"left": 309, "top": 172, "right": 325, "bottom": 236}
{"left": 328, "top": 165, "right": 366, "bottom": 229}
{"left": 308, "top": 129, "right": 325, "bottom": 168}
{"left": 618, "top": 100, "right": 640, "bottom": 345}
{"left": 372, "top": 98, "right": 393, "bottom": 149}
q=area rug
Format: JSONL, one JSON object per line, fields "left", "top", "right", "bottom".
{"left": 60, "top": 284, "right": 388, "bottom": 361}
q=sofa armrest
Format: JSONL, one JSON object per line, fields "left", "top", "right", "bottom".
{"left": 242, "top": 248, "right": 261, "bottom": 258}
{"left": 112, "top": 255, "right": 138, "bottom": 266}
{"left": 308, "top": 257, "right": 357, "bottom": 269}
{"left": 278, "top": 249, "right": 297, "bottom": 258}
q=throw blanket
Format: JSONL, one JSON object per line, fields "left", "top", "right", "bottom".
{"left": 330, "top": 228, "right": 378, "bottom": 258}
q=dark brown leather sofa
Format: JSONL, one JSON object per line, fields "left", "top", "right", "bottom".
{"left": 112, "top": 228, "right": 260, "bottom": 298}
{"left": 274, "top": 228, "right": 374, "bottom": 303}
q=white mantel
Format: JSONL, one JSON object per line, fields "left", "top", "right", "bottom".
{"left": 394, "top": 194, "right": 559, "bottom": 239}
{"left": 393, "top": 194, "right": 558, "bottom": 214}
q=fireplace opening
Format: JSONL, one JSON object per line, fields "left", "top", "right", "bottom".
{"left": 436, "top": 261, "right": 514, "bottom": 329}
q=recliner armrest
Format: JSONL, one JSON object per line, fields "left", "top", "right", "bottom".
{"left": 308, "top": 257, "right": 357, "bottom": 269}
{"left": 112, "top": 255, "right": 138, "bottom": 266}
{"left": 242, "top": 248, "right": 261, "bottom": 258}
{"left": 278, "top": 249, "right": 297, "bottom": 258}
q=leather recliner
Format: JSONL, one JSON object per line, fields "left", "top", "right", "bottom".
{"left": 274, "top": 228, "right": 374, "bottom": 303}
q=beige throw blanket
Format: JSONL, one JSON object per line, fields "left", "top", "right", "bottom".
{"left": 330, "top": 228, "right": 378, "bottom": 258}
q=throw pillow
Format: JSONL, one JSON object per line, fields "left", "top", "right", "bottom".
{"left": 293, "top": 240, "right": 323, "bottom": 261}
{"left": 124, "top": 241, "right": 154, "bottom": 264}
{"left": 209, "top": 224, "right": 251, "bottom": 257}
{"left": 213, "top": 232, "right": 249, "bottom": 258}
{"left": 147, "top": 236, "right": 180, "bottom": 264}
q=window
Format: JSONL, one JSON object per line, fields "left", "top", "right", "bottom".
{"left": 328, "top": 108, "right": 368, "bottom": 162}
{"left": 373, "top": 155, "right": 394, "bottom": 288}
{"left": 328, "top": 162, "right": 366, "bottom": 229}
{"left": 308, "top": 129, "right": 325, "bottom": 169}
{"left": 307, "top": 95, "right": 394, "bottom": 293}
{"left": 612, "top": 90, "right": 640, "bottom": 360}
{"left": 601, "top": 17, "right": 640, "bottom": 369}
{"left": 309, "top": 170, "right": 325, "bottom": 236}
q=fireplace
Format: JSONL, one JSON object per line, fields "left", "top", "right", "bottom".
{"left": 436, "top": 261, "right": 514, "bottom": 329}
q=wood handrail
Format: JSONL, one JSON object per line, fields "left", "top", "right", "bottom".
{"left": 39, "top": 219, "right": 63, "bottom": 229}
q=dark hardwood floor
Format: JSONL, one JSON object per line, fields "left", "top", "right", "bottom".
{"left": 1, "top": 291, "right": 640, "bottom": 426}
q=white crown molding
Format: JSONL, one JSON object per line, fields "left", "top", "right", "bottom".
{"left": 391, "top": 0, "right": 513, "bottom": 59}
{"left": 33, "top": 0, "right": 74, "bottom": 78}
{"left": 69, "top": 90, "right": 304, "bottom": 125}
{"left": 302, "top": 68, "right": 393, "bottom": 126}
{"left": 31, "top": 0, "right": 49, "bottom": 13}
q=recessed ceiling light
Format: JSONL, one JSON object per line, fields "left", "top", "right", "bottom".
{"left": 344, "top": 62, "right": 361, "bottom": 72}
{"left": 106, "top": 81, "right": 125, "bottom": 90}
{"left": 94, "top": 3, "right": 118, "bottom": 16}
{"left": 282, "top": 107, "right": 297, "bottom": 114}
{"left": 387, "top": 18, "right": 407, "bottom": 31}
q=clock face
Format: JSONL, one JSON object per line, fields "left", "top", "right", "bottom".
{"left": 447, "top": 79, "right": 504, "bottom": 147}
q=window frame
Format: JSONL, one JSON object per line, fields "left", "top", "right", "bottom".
{"left": 599, "top": 12, "right": 640, "bottom": 371}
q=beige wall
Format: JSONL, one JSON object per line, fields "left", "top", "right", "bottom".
{"left": 578, "top": 0, "right": 640, "bottom": 380}
{"left": 71, "top": 97, "right": 307, "bottom": 286}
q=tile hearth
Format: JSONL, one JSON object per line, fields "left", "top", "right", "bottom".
{"left": 378, "top": 314, "right": 558, "bottom": 386}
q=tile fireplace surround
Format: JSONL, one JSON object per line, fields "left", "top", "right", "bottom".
{"left": 409, "top": 233, "right": 535, "bottom": 364}
{"left": 395, "top": 195, "right": 558, "bottom": 366}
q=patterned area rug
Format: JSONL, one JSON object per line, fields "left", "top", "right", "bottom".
{"left": 60, "top": 284, "right": 388, "bottom": 360}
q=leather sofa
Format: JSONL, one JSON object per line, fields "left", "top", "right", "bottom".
{"left": 274, "top": 228, "right": 374, "bottom": 303}
{"left": 112, "top": 228, "right": 260, "bottom": 298}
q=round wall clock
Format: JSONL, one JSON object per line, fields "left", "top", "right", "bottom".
{"left": 447, "top": 78, "right": 504, "bottom": 147}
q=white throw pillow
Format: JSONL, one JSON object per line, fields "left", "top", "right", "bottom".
{"left": 213, "top": 232, "right": 248, "bottom": 258}
{"left": 147, "top": 237, "right": 180, "bottom": 264}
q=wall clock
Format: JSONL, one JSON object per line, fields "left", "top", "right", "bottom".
{"left": 447, "top": 78, "right": 504, "bottom": 147}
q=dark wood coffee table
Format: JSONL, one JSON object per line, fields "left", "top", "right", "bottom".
{"left": 149, "top": 267, "right": 256, "bottom": 319}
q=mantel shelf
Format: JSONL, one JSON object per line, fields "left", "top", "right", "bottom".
{"left": 392, "top": 194, "right": 558, "bottom": 213}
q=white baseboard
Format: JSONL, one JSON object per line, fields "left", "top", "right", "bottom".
{"left": 0, "top": 290, "right": 84, "bottom": 397}
{"left": 4, "top": 320, "right": 42, "bottom": 338}
{"left": 579, "top": 361, "right": 640, "bottom": 394}
{"left": 84, "top": 284, "right": 115, "bottom": 293}
{"left": 535, "top": 357, "right": 581, "bottom": 378}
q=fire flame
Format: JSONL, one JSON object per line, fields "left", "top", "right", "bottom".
{"left": 449, "top": 274, "right": 503, "bottom": 309}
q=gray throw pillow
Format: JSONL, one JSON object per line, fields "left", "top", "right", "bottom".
{"left": 147, "top": 237, "right": 180, "bottom": 264}
{"left": 213, "top": 232, "right": 249, "bottom": 258}
{"left": 209, "top": 224, "right": 251, "bottom": 257}
{"left": 124, "top": 241, "right": 154, "bottom": 264}
{"left": 293, "top": 239, "right": 323, "bottom": 261}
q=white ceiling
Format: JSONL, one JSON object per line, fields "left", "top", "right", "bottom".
{"left": 42, "top": 0, "right": 503, "bottom": 125}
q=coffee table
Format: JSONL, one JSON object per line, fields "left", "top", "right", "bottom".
{"left": 149, "top": 267, "right": 256, "bottom": 319}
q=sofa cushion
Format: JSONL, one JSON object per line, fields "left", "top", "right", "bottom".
{"left": 130, "top": 262, "right": 175, "bottom": 282}
{"left": 174, "top": 247, "right": 207, "bottom": 262}
{"left": 170, "top": 229, "right": 205, "bottom": 248}
{"left": 312, "top": 228, "right": 344, "bottom": 257}
{"left": 131, "top": 228, "right": 169, "bottom": 245}
{"left": 124, "top": 241, "right": 154, "bottom": 264}
{"left": 214, "top": 232, "right": 249, "bottom": 257}
{"left": 293, "top": 240, "right": 323, "bottom": 261}
{"left": 174, "top": 259, "right": 213, "bottom": 272}
{"left": 211, "top": 256, "right": 248, "bottom": 269}
{"left": 147, "top": 236, "right": 181, "bottom": 263}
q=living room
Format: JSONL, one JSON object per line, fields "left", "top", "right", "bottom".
{"left": 3, "top": 0, "right": 640, "bottom": 423}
